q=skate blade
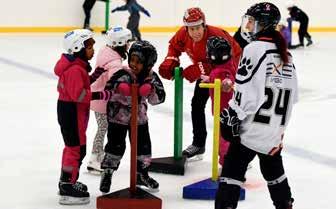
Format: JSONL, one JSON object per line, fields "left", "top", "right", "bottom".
{"left": 87, "top": 166, "right": 102, "bottom": 175}
{"left": 136, "top": 185, "right": 159, "bottom": 193}
{"left": 186, "top": 154, "right": 203, "bottom": 162}
{"left": 101, "top": 191, "right": 109, "bottom": 195}
{"left": 59, "top": 196, "right": 90, "bottom": 205}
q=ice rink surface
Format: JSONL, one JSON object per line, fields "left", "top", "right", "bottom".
{"left": 0, "top": 32, "right": 335, "bottom": 209}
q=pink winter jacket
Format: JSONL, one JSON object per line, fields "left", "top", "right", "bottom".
{"left": 90, "top": 46, "right": 123, "bottom": 113}
{"left": 209, "top": 59, "right": 237, "bottom": 114}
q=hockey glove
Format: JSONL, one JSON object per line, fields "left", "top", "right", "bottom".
{"left": 220, "top": 107, "right": 241, "bottom": 142}
{"left": 90, "top": 67, "right": 107, "bottom": 84}
{"left": 144, "top": 10, "right": 151, "bottom": 17}
{"left": 91, "top": 90, "right": 113, "bottom": 101}
{"left": 158, "top": 57, "right": 179, "bottom": 80}
{"left": 117, "top": 83, "right": 131, "bottom": 96}
{"left": 182, "top": 62, "right": 211, "bottom": 83}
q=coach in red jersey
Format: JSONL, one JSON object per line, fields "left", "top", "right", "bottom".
{"left": 158, "top": 7, "right": 242, "bottom": 159}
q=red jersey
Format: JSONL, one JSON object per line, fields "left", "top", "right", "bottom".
{"left": 166, "top": 25, "right": 242, "bottom": 74}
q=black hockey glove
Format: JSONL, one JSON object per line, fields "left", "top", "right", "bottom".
{"left": 220, "top": 107, "right": 241, "bottom": 142}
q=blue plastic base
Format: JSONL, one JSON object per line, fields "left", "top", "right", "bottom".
{"left": 182, "top": 178, "right": 245, "bottom": 200}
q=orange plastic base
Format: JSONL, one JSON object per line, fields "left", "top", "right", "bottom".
{"left": 97, "top": 187, "right": 162, "bottom": 209}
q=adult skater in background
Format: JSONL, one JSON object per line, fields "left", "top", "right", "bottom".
{"left": 83, "top": 0, "right": 96, "bottom": 30}
{"left": 87, "top": 26, "right": 132, "bottom": 174}
{"left": 286, "top": 2, "right": 313, "bottom": 47}
{"left": 158, "top": 7, "right": 241, "bottom": 161}
{"left": 111, "top": 0, "right": 151, "bottom": 41}
{"left": 215, "top": 2, "right": 298, "bottom": 209}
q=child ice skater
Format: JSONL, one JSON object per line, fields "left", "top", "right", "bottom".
{"left": 99, "top": 40, "right": 166, "bottom": 193}
{"left": 205, "top": 36, "right": 237, "bottom": 168}
{"left": 87, "top": 26, "right": 132, "bottom": 174}
{"left": 55, "top": 29, "right": 115, "bottom": 205}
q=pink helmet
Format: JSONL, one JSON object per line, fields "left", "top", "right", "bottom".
{"left": 183, "top": 7, "right": 206, "bottom": 27}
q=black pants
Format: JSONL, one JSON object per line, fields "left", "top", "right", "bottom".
{"left": 298, "top": 19, "right": 311, "bottom": 45}
{"left": 191, "top": 79, "right": 209, "bottom": 147}
{"left": 83, "top": 0, "right": 96, "bottom": 27}
{"left": 105, "top": 122, "right": 152, "bottom": 157}
{"left": 215, "top": 141, "right": 292, "bottom": 209}
{"left": 127, "top": 14, "right": 141, "bottom": 40}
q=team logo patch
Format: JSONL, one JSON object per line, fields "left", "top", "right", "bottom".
{"left": 237, "top": 57, "right": 253, "bottom": 76}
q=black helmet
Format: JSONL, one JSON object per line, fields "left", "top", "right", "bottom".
{"left": 245, "top": 2, "right": 281, "bottom": 32}
{"left": 128, "top": 40, "right": 157, "bottom": 70}
{"left": 206, "top": 36, "right": 231, "bottom": 65}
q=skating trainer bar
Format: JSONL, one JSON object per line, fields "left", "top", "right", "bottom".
{"left": 149, "top": 67, "right": 187, "bottom": 175}
{"left": 97, "top": 84, "right": 162, "bottom": 209}
{"left": 183, "top": 79, "right": 245, "bottom": 201}
{"left": 199, "top": 79, "right": 221, "bottom": 181}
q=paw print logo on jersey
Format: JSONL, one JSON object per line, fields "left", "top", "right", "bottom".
{"left": 237, "top": 57, "right": 253, "bottom": 76}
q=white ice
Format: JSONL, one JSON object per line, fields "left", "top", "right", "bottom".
{"left": 0, "top": 32, "right": 335, "bottom": 209}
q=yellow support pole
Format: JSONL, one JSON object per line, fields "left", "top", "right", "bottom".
{"left": 199, "top": 79, "right": 221, "bottom": 181}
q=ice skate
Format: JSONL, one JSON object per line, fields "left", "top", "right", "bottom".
{"left": 288, "top": 43, "right": 304, "bottom": 49}
{"left": 83, "top": 23, "right": 93, "bottom": 32}
{"left": 99, "top": 169, "right": 114, "bottom": 194}
{"left": 58, "top": 181, "right": 87, "bottom": 195}
{"left": 182, "top": 145, "right": 205, "bottom": 162}
{"left": 136, "top": 172, "right": 159, "bottom": 193}
{"left": 87, "top": 153, "right": 103, "bottom": 175}
{"left": 306, "top": 39, "right": 313, "bottom": 47}
{"left": 58, "top": 181, "right": 90, "bottom": 205}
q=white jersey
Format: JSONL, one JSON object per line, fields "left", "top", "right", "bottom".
{"left": 229, "top": 40, "right": 298, "bottom": 155}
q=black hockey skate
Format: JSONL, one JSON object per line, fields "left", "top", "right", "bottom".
{"left": 182, "top": 145, "right": 205, "bottom": 162}
{"left": 58, "top": 181, "right": 87, "bottom": 195}
{"left": 306, "top": 39, "right": 313, "bottom": 47}
{"left": 275, "top": 198, "right": 293, "bottom": 209}
{"left": 137, "top": 172, "right": 159, "bottom": 192}
{"left": 58, "top": 181, "right": 90, "bottom": 205}
{"left": 99, "top": 169, "right": 114, "bottom": 194}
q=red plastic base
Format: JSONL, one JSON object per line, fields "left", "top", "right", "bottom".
{"left": 97, "top": 187, "right": 162, "bottom": 209}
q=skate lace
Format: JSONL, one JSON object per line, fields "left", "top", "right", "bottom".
{"left": 73, "top": 182, "right": 86, "bottom": 192}
{"left": 75, "top": 182, "right": 86, "bottom": 190}
{"left": 140, "top": 174, "right": 157, "bottom": 187}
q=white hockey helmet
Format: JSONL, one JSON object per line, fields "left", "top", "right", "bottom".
{"left": 63, "top": 29, "right": 94, "bottom": 54}
{"left": 106, "top": 26, "right": 132, "bottom": 47}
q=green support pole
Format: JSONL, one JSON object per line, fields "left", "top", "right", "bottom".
{"left": 104, "top": 0, "right": 110, "bottom": 33}
{"left": 148, "top": 67, "right": 187, "bottom": 175}
{"left": 174, "top": 67, "right": 183, "bottom": 160}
